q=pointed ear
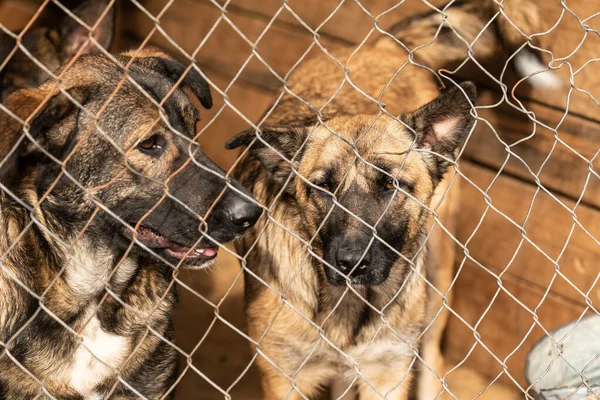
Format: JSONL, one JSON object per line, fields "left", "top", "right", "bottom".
{"left": 58, "top": 0, "right": 115, "bottom": 62}
{"left": 225, "top": 125, "right": 308, "bottom": 185}
{"left": 408, "top": 81, "right": 476, "bottom": 177}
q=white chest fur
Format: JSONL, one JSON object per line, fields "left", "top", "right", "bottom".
{"left": 63, "top": 238, "right": 139, "bottom": 298}
{"left": 345, "top": 339, "right": 413, "bottom": 368}
{"left": 67, "top": 316, "right": 129, "bottom": 398}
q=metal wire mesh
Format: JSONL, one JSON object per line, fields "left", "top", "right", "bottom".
{"left": 0, "top": 0, "right": 598, "bottom": 399}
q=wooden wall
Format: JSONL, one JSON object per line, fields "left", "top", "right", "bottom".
{"left": 3, "top": 0, "right": 599, "bottom": 392}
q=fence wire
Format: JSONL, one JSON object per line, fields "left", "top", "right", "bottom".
{"left": 0, "top": 0, "right": 598, "bottom": 399}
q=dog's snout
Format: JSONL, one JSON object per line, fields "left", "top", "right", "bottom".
{"left": 227, "top": 197, "right": 262, "bottom": 230}
{"left": 336, "top": 247, "right": 371, "bottom": 276}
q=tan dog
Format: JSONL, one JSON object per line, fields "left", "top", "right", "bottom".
{"left": 227, "top": 34, "right": 476, "bottom": 400}
{"left": 226, "top": 0, "right": 549, "bottom": 398}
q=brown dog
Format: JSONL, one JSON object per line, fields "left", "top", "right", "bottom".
{"left": 0, "top": 47, "right": 261, "bottom": 399}
{"left": 0, "top": 3, "right": 263, "bottom": 398}
{"left": 226, "top": 0, "right": 550, "bottom": 398}
{"left": 227, "top": 34, "right": 476, "bottom": 400}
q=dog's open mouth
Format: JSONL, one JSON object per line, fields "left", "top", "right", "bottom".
{"left": 122, "top": 226, "right": 218, "bottom": 265}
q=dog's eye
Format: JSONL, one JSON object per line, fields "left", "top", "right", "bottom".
{"left": 137, "top": 134, "right": 166, "bottom": 155}
{"left": 384, "top": 179, "right": 395, "bottom": 191}
{"left": 385, "top": 178, "right": 414, "bottom": 193}
{"left": 314, "top": 181, "right": 331, "bottom": 192}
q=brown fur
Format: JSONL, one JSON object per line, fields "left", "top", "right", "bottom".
{"left": 0, "top": 47, "right": 260, "bottom": 399}
{"left": 385, "top": 0, "right": 543, "bottom": 73}
{"left": 226, "top": 0, "right": 550, "bottom": 398}
{"left": 227, "top": 23, "right": 479, "bottom": 399}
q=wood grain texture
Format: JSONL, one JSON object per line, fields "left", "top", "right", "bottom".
{"left": 465, "top": 90, "right": 600, "bottom": 209}
{"left": 454, "top": 161, "right": 600, "bottom": 306}
{"left": 443, "top": 255, "right": 593, "bottom": 389}
{"left": 123, "top": 0, "right": 346, "bottom": 90}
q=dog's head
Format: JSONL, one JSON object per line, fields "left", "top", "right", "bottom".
{"left": 227, "top": 82, "right": 476, "bottom": 285}
{"left": 0, "top": 0, "right": 115, "bottom": 101}
{"left": 0, "top": 49, "right": 261, "bottom": 268}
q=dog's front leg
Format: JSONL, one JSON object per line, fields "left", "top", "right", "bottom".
{"left": 356, "top": 383, "right": 410, "bottom": 400}
{"left": 355, "top": 366, "right": 413, "bottom": 400}
{"left": 257, "top": 355, "right": 333, "bottom": 400}
{"left": 260, "top": 374, "right": 318, "bottom": 400}
{"left": 330, "top": 376, "right": 356, "bottom": 400}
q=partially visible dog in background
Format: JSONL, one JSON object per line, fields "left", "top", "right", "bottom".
{"left": 0, "top": 0, "right": 115, "bottom": 101}
{"left": 0, "top": 2, "right": 262, "bottom": 399}
{"left": 227, "top": 0, "right": 554, "bottom": 399}
{"left": 387, "top": 0, "right": 560, "bottom": 91}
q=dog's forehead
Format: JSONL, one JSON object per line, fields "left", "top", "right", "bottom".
{"left": 299, "top": 114, "right": 433, "bottom": 197}
{"left": 355, "top": 116, "right": 415, "bottom": 153}
{"left": 49, "top": 56, "right": 199, "bottom": 140}
{"left": 304, "top": 115, "right": 416, "bottom": 170}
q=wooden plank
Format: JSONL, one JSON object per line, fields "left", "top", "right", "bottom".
{"left": 172, "top": 246, "right": 264, "bottom": 400}
{"left": 444, "top": 259, "right": 593, "bottom": 389}
{"left": 122, "top": 0, "right": 344, "bottom": 90}
{"left": 0, "top": 1, "right": 42, "bottom": 31}
{"left": 213, "top": 0, "right": 448, "bottom": 45}
{"left": 197, "top": 75, "right": 276, "bottom": 170}
{"left": 464, "top": 89, "right": 600, "bottom": 209}
{"left": 454, "top": 161, "right": 600, "bottom": 307}
{"left": 446, "top": 159, "right": 600, "bottom": 387}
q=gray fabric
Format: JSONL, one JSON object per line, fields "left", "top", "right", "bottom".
{"left": 524, "top": 315, "right": 600, "bottom": 399}
{"left": 536, "top": 387, "right": 599, "bottom": 400}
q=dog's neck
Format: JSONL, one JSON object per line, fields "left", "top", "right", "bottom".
{"left": 59, "top": 237, "right": 140, "bottom": 300}
{"left": 0, "top": 190, "right": 177, "bottom": 342}
{"left": 0, "top": 190, "right": 142, "bottom": 302}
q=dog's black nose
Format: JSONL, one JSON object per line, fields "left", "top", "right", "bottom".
{"left": 336, "top": 249, "right": 371, "bottom": 276}
{"left": 227, "top": 198, "right": 262, "bottom": 230}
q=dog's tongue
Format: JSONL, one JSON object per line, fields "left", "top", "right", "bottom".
{"left": 169, "top": 242, "right": 218, "bottom": 257}
{"left": 166, "top": 243, "right": 219, "bottom": 260}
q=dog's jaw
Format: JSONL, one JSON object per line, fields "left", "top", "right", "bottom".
{"left": 120, "top": 225, "right": 219, "bottom": 267}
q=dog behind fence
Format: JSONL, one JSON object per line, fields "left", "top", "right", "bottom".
{"left": 0, "top": 0, "right": 598, "bottom": 399}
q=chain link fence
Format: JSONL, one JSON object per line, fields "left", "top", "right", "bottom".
{"left": 0, "top": 0, "right": 598, "bottom": 399}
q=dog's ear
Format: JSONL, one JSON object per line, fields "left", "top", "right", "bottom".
{"left": 126, "top": 55, "right": 213, "bottom": 110}
{"left": 408, "top": 81, "right": 476, "bottom": 179}
{"left": 226, "top": 125, "right": 308, "bottom": 185}
{"left": 150, "top": 57, "right": 212, "bottom": 109}
{"left": 0, "top": 88, "right": 83, "bottom": 183}
{"left": 58, "top": 0, "right": 115, "bottom": 62}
